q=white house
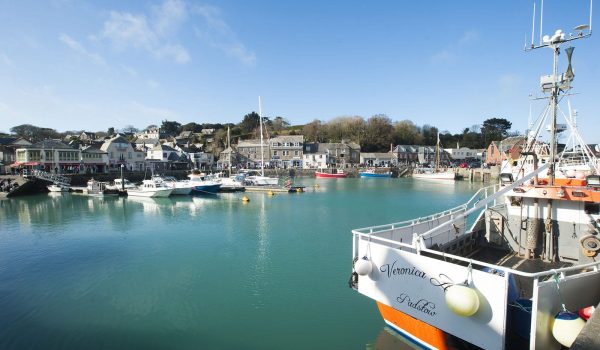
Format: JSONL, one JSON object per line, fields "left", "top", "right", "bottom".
{"left": 302, "top": 152, "right": 331, "bottom": 169}
{"left": 100, "top": 135, "right": 145, "bottom": 171}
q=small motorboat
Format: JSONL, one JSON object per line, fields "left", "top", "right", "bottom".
{"left": 315, "top": 169, "right": 347, "bottom": 178}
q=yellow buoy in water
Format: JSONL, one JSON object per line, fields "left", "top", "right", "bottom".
{"left": 296, "top": 187, "right": 303, "bottom": 192}
{"left": 314, "top": 184, "right": 320, "bottom": 188}
{"left": 445, "top": 284, "right": 480, "bottom": 317}
{"left": 268, "top": 191, "right": 274, "bottom": 196}
{"left": 242, "top": 196, "right": 250, "bottom": 202}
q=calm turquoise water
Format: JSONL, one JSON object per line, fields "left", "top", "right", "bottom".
{"left": 0, "top": 178, "right": 481, "bottom": 350}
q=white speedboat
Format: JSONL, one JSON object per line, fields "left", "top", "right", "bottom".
{"left": 47, "top": 183, "right": 70, "bottom": 192}
{"left": 127, "top": 179, "right": 173, "bottom": 198}
{"left": 153, "top": 175, "right": 193, "bottom": 195}
{"left": 188, "top": 172, "right": 221, "bottom": 194}
{"left": 86, "top": 179, "right": 118, "bottom": 196}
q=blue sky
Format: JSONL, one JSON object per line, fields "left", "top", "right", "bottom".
{"left": 1, "top": 0, "right": 598, "bottom": 143}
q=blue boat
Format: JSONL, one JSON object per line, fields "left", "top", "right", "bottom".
{"left": 188, "top": 172, "right": 221, "bottom": 194}
{"left": 359, "top": 169, "right": 392, "bottom": 178}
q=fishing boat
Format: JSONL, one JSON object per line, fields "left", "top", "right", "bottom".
{"left": 127, "top": 179, "right": 173, "bottom": 198}
{"left": 86, "top": 178, "right": 119, "bottom": 196}
{"left": 47, "top": 183, "right": 70, "bottom": 192}
{"left": 359, "top": 169, "right": 392, "bottom": 178}
{"left": 350, "top": 10, "right": 600, "bottom": 350}
{"left": 315, "top": 168, "right": 347, "bottom": 178}
{"left": 106, "top": 178, "right": 137, "bottom": 191}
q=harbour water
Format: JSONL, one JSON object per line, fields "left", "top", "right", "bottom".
{"left": 0, "top": 178, "right": 481, "bottom": 349}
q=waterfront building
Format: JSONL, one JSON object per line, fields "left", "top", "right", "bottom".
{"left": 303, "top": 141, "right": 360, "bottom": 168}
{"left": 302, "top": 152, "right": 331, "bottom": 169}
{"left": 444, "top": 146, "right": 479, "bottom": 161}
{"left": 237, "top": 139, "right": 269, "bottom": 168}
{"left": 269, "top": 135, "right": 304, "bottom": 168}
{"left": 359, "top": 152, "right": 394, "bottom": 167}
{"left": 392, "top": 145, "right": 419, "bottom": 164}
{"left": 485, "top": 136, "right": 526, "bottom": 165}
{"left": 146, "top": 143, "right": 189, "bottom": 171}
{"left": 100, "top": 135, "right": 145, "bottom": 171}
{"left": 217, "top": 145, "right": 240, "bottom": 170}
{"left": 1, "top": 137, "right": 31, "bottom": 174}
{"left": 80, "top": 144, "right": 109, "bottom": 173}
{"left": 14, "top": 140, "right": 81, "bottom": 173}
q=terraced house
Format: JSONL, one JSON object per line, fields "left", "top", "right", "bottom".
{"left": 269, "top": 135, "right": 304, "bottom": 168}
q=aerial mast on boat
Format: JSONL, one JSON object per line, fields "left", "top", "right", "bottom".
{"left": 258, "top": 96, "right": 265, "bottom": 177}
{"left": 525, "top": 0, "right": 593, "bottom": 186}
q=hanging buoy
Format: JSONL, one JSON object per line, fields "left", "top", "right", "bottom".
{"left": 552, "top": 311, "right": 586, "bottom": 347}
{"left": 445, "top": 284, "right": 480, "bottom": 317}
{"left": 354, "top": 256, "right": 372, "bottom": 276}
{"left": 268, "top": 191, "right": 274, "bottom": 196}
{"left": 242, "top": 196, "right": 250, "bottom": 202}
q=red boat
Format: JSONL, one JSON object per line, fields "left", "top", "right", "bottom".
{"left": 315, "top": 169, "right": 347, "bottom": 178}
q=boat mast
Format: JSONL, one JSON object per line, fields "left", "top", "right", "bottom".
{"left": 258, "top": 96, "right": 265, "bottom": 177}
{"left": 435, "top": 132, "right": 440, "bottom": 173}
{"left": 227, "top": 125, "right": 231, "bottom": 177}
{"left": 526, "top": 2, "right": 592, "bottom": 186}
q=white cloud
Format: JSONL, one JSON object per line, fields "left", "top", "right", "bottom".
{"left": 102, "top": 12, "right": 157, "bottom": 49}
{"left": 193, "top": 4, "right": 256, "bottom": 66}
{"left": 154, "top": 44, "right": 190, "bottom": 63}
{"left": 59, "top": 33, "right": 107, "bottom": 66}
{"left": 153, "top": 0, "right": 188, "bottom": 36}
{"left": 100, "top": 0, "right": 190, "bottom": 64}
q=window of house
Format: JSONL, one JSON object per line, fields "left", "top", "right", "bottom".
{"left": 294, "top": 151, "right": 299, "bottom": 156}
{"left": 273, "top": 151, "right": 278, "bottom": 156}
{"left": 294, "top": 142, "right": 300, "bottom": 147}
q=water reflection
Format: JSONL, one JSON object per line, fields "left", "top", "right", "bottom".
{"left": 366, "top": 327, "right": 419, "bottom": 350}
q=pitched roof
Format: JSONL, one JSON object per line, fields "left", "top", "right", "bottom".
{"left": 31, "top": 139, "right": 74, "bottom": 149}
{"left": 0, "top": 137, "right": 18, "bottom": 145}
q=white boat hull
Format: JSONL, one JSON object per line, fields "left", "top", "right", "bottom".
{"left": 412, "top": 171, "right": 456, "bottom": 180}
{"left": 127, "top": 188, "right": 173, "bottom": 198}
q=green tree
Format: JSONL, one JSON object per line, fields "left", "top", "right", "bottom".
{"left": 107, "top": 127, "right": 115, "bottom": 136}
{"left": 240, "top": 112, "right": 261, "bottom": 134}
{"left": 482, "top": 118, "right": 512, "bottom": 143}
{"left": 393, "top": 120, "right": 423, "bottom": 145}
{"left": 161, "top": 120, "right": 181, "bottom": 136}
{"left": 362, "top": 114, "right": 393, "bottom": 152}
{"left": 10, "top": 124, "right": 40, "bottom": 141}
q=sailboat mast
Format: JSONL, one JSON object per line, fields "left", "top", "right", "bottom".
{"left": 435, "top": 132, "right": 440, "bottom": 172}
{"left": 258, "top": 96, "right": 265, "bottom": 177}
{"left": 227, "top": 126, "right": 231, "bottom": 178}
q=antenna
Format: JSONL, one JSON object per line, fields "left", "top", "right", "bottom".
{"left": 531, "top": 2, "right": 536, "bottom": 47}
{"left": 539, "top": 0, "right": 544, "bottom": 45}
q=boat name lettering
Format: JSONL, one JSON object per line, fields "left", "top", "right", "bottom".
{"left": 396, "top": 293, "right": 437, "bottom": 317}
{"left": 379, "top": 260, "right": 426, "bottom": 279}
